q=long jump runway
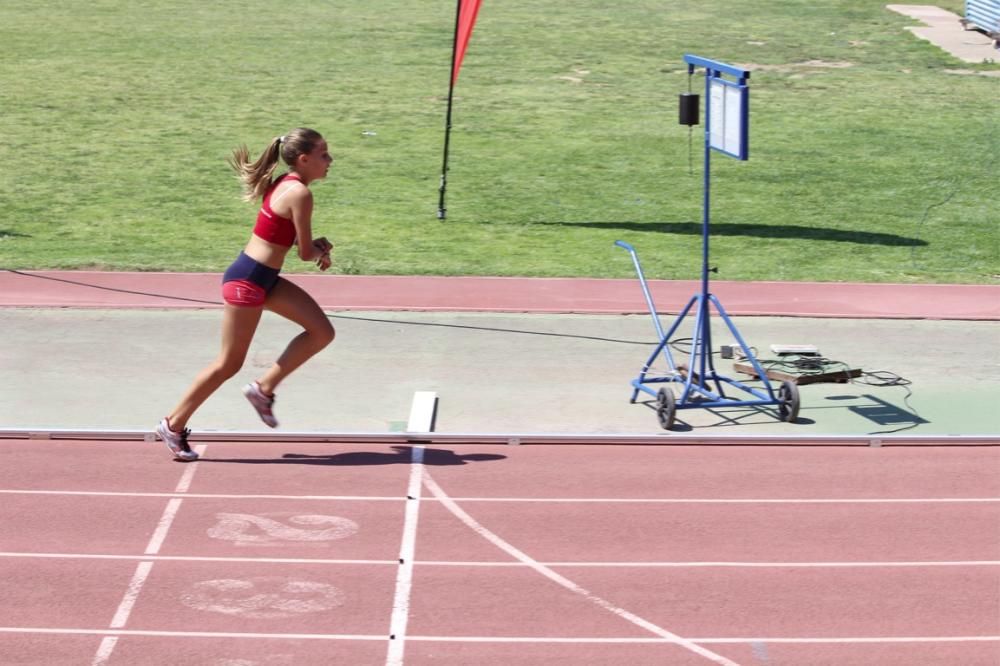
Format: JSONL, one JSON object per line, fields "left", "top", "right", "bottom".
{"left": 1, "top": 437, "right": 998, "bottom": 665}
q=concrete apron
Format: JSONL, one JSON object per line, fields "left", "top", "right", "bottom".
{"left": 2, "top": 308, "right": 998, "bottom": 438}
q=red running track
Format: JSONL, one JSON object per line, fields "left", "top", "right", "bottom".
{"left": 2, "top": 269, "right": 999, "bottom": 319}
{"left": 0, "top": 437, "right": 998, "bottom": 665}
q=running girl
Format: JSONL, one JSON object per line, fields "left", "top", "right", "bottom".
{"left": 156, "top": 128, "right": 336, "bottom": 461}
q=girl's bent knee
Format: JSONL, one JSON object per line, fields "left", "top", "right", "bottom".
{"left": 315, "top": 323, "right": 335, "bottom": 348}
{"left": 215, "top": 357, "right": 245, "bottom": 379}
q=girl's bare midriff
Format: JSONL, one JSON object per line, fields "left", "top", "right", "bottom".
{"left": 244, "top": 233, "right": 292, "bottom": 270}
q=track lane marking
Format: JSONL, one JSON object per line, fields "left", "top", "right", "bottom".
{"left": 2, "top": 552, "right": 997, "bottom": 568}
{"left": 108, "top": 561, "right": 155, "bottom": 629}
{"left": 421, "top": 470, "right": 740, "bottom": 666}
{"left": 386, "top": 445, "right": 425, "bottom": 665}
{"left": 90, "top": 636, "right": 117, "bottom": 666}
{"left": 91, "top": 444, "right": 207, "bottom": 665}
{"left": 0, "top": 489, "right": 404, "bottom": 500}
{"left": 5, "top": 626, "right": 996, "bottom": 643}
{"left": 429, "top": 497, "right": 1000, "bottom": 504}
{"left": 416, "top": 560, "right": 1000, "bottom": 568}
{"left": 0, "top": 552, "right": 397, "bottom": 564}
{"left": 3, "top": 488, "right": 997, "bottom": 503}
{"left": 144, "top": 498, "right": 183, "bottom": 555}
{"left": 173, "top": 459, "right": 200, "bottom": 493}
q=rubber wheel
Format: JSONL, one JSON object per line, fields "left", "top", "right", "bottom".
{"left": 656, "top": 387, "right": 676, "bottom": 430}
{"left": 778, "top": 380, "right": 800, "bottom": 423}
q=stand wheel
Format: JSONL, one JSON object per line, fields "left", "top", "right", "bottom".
{"left": 778, "top": 380, "right": 800, "bottom": 423}
{"left": 656, "top": 388, "right": 676, "bottom": 430}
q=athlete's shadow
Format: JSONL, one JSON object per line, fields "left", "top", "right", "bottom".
{"left": 204, "top": 445, "right": 506, "bottom": 466}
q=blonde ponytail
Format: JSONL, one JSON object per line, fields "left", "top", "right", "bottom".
{"left": 227, "top": 128, "right": 324, "bottom": 202}
{"left": 228, "top": 138, "right": 282, "bottom": 202}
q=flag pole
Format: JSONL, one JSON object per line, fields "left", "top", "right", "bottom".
{"left": 437, "top": 0, "right": 463, "bottom": 220}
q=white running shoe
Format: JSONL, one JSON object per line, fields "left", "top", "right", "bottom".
{"left": 155, "top": 418, "right": 199, "bottom": 461}
{"left": 242, "top": 381, "right": 278, "bottom": 428}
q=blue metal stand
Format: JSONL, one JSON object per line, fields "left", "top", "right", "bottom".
{"left": 617, "top": 55, "right": 799, "bottom": 430}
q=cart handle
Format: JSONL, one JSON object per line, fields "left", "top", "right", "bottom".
{"left": 614, "top": 240, "right": 664, "bottom": 341}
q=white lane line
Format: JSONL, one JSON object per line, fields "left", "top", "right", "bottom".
{"left": 2, "top": 627, "right": 386, "bottom": 640}
{"left": 109, "top": 561, "right": 155, "bottom": 628}
{"left": 421, "top": 471, "right": 740, "bottom": 666}
{"left": 410, "top": 636, "right": 1000, "bottom": 645}
{"left": 142, "top": 444, "right": 206, "bottom": 556}
{"left": 90, "top": 636, "right": 117, "bottom": 666}
{"left": 144, "top": 498, "right": 183, "bottom": 555}
{"left": 5, "top": 626, "right": 996, "bottom": 644}
{"left": 2, "top": 552, "right": 997, "bottom": 568}
{"left": 174, "top": 459, "right": 201, "bottom": 493}
{"left": 0, "top": 490, "right": 404, "bottom": 501}
{"left": 93, "top": 444, "right": 206, "bottom": 663}
{"left": 411, "top": 635, "right": 1000, "bottom": 644}
{"left": 430, "top": 497, "right": 1000, "bottom": 504}
{"left": 2, "top": 488, "right": 997, "bottom": 503}
{"left": 695, "top": 636, "right": 1000, "bottom": 644}
{"left": 386, "top": 445, "right": 425, "bottom": 666}
{"left": 417, "top": 560, "right": 1000, "bottom": 568}
{"left": 0, "top": 552, "right": 397, "bottom": 564}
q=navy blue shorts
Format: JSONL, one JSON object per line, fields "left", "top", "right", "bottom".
{"left": 221, "top": 252, "right": 281, "bottom": 307}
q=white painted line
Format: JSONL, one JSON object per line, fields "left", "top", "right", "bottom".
{"left": 0, "top": 489, "right": 405, "bottom": 501}
{"left": 2, "top": 551, "right": 997, "bottom": 569}
{"left": 109, "top": 561, "right": 154, "bottom": 628}
{"left": 421, "top": 471, "right": 740, "bottom": 666}
{"left": 144, "top": 497, "right": 184, "bottom": 555}
{"left": 386, "top": 445, "right": 425, "bottom": 666}
{"left": 0, "top": 627, "right": 387, "bottom": 640}
{"left": 432, "top": 497, "right": 1000, "bottom": 504}
{"left": 415, "top": 560, "right": 1000, "bottom": 568}
{"left": 409, "top": 635, "right": 1000, "bottom": 644}
{"left": 692, "top": 636, "right": 1000, "bottom": 644}
{"left": 0, "top": 552, "right": 397, "bottom": 565}
{"left": 7, "top": 625, "right": 996, "bottom": 644}
{"left": 90, "top": 636, "right": 117, "bottom": 666}
{"left": 173, "top": 448, "right": 205, "bottom": 493}
{"left": 406, "top": 392, "right": 438, "bottom": 433}
{"left": 2, "top": 488, "right": 997, "bottom": 504}
{"left": 93, "top": 444, "right": 206, "bottom": 664}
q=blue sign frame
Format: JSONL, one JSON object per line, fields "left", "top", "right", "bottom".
{"left": 684, "top": 54, "right": 750, "bottom": 160}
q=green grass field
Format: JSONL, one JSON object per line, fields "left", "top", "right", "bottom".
{"left": 1, "top": 0, "right": 996, "bottom": 283}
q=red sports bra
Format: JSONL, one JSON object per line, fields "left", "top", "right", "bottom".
{"left": 252, "top": 173, "right": 302, "bottom": 247}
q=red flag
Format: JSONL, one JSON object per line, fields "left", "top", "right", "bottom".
{"left": 451, "top": 0, "right": 482, "bottom": 85}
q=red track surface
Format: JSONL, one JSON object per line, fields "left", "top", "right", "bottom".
{"left": 2, "top": 269, "right": 999, "bottom": 319}
{"left": 1, "top": 438, "right": 998, "bottom": 665}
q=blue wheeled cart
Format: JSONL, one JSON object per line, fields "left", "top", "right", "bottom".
{"left": 616, "top": 55, "right": 800, "bottom": 431}
{"left": 616, "top": 241, "right": 799, "bottom": 430}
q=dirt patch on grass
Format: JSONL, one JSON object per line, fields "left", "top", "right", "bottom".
{"left": 945, "top": 68, "right": 1000, "bottom": 78}
{"left": 739, "top": 60, "right": 855, "bottom": 74}
{"left": 556, "top": 68, "right": 592, "bottom": 84}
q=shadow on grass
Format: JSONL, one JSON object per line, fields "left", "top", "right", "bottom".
{"left": 539, "top": 220, "right": 928, "bottom": 247}
{"left": 203, "top": 445, "right": 507, "bottom": 466}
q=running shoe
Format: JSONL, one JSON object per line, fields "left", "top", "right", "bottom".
{"left": 242, "top": 381, "right": 278, "bottom": 428}
{"left": 155, "top": 418, "right": 199, "bottom": 461}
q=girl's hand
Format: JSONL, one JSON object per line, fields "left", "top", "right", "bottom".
{"left": 312, "top": 237, "right": 333, "bottom": 255}
{"left": 317, "top": 251, "right": 332, "bottom": 272}
{"left": 312, "top": 237, "right": 333, "bottom": 270}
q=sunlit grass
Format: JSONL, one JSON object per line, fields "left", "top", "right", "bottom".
{"left": 0, "top": 0, "right": 996, "bottom": 283}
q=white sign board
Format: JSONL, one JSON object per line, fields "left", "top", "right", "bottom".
{"left": 708, "top": 78, "right": 748, "bottom": 160}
